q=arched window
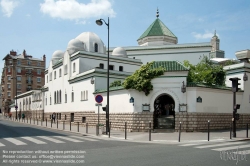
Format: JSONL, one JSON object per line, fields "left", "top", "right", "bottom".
{"left": 54, "top": 91, "right": 56, "bottom": 104}
{"left": 94, "top": 43, "right": 98, "bottom": 52}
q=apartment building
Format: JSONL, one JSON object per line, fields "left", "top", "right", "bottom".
{"left": 1, "top": 50, "right": 46, "bottom": 114}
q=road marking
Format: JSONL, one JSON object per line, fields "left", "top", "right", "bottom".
{"left": 21, "top": 137, "right": 46, "bottom": 144}
{"left": 53, "top": 136, "right": 83, "bottom": 142}
{"left": 37, "top": 136, "right": 65, "bottom": 143}
{"left": 212, "top": 144, "right": 250, "bottom": 151}
{"left": 4, "top": 138, "right": 27, "bottom": 145}
{"left": 0, "top": 142, "right": 5, "bottom": 147}
{"left": 195, "top": 142, "right": 246, "bottom": 149}
{"left": 70, "top": 136, "right": 98, "bottom": 141}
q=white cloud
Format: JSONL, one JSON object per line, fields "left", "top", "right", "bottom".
{"left": 40, "top": 0, "right": 116, "bottom": 21}
{"left": 0, "top": 0, "right": 19, "bottom": 17}
{"left": 192, "top": 31, "right": 217, "bottom": 40}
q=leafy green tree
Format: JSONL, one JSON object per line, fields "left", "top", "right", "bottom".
{"left": 183, "top": 56, "right": 225, "bottom": 86}
{"left": 123, "top": 62, "right": 165, "bottom": 96}
{"left": 109, "top": 80, "right": 122, "bottom": 88}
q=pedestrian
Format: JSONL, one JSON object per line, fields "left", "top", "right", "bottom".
{"left": 22, "top": 113, "right": 25, "bottom": 119}
{"left": 9, "top": 112, "right": 12, "bottom": 119}
{"left": 52, "top": 112, "right": 56, "bottom": 123}
{"left": 18, "top": 113, "right": 21, "bottom": 120}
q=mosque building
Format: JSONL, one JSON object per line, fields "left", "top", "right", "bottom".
{"left": 12, "top": 10, "right": 250, "bottom": 132}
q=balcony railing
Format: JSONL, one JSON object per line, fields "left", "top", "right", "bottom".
{"left": 26, "top": 80, "right": 33, "bottom": 84}
{"left": 26, "top": 88, "right": 32, "bottom": 91}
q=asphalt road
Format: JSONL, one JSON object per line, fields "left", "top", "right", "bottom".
{"left": 0, "top": 118, "right": 249, "bottom": 166}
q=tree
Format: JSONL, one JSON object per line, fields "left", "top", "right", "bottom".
{"left": 123, "top": 62, "right": 165, "bottom": 96}
{"left": 183, "top": 56, "right": 225, "bottom": 86}
{"left": 109, "top": 80, "right": 122, "bottom": 88}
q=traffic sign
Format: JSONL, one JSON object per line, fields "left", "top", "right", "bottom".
{"left": 95, "top": 95, "right": 103, "bottom": 103}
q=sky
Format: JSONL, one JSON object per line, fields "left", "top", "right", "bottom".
{"left": 0, "top": 0, "right": 250, "bottom": 75}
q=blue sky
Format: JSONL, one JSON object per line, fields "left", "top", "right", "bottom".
{"left": 0, "top": 0, "right": 250, "bottom": 74}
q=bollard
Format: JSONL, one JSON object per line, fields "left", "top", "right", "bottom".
{"left": 86, "top": 123, "right": 88, "bottom": 134}
{"left": 70, "top": 121, "right": 71, "bottom": 131}
{"left": 63, "top": 121, "right": 65, "bottom": 130}
{"left": 230, "top": 123, "right": 232, "bottom": 139}
{"left": 96, "top": 124, "right": 98, "bottom": 136}
{"left": 208, "top": 120, "right": 210, "bottom": 141}
{"left": 37, "top": 119, "right": 38, "bottom": 125}
{"left": 247, "top": 123, "right": 248, "bottom": 138}
{"left": 51, "top": 119, "right": 52, "bottom": 128}
{"left": 179, "top": 122, "right": 182, "bottom": 142}
{"left": 77, "top": 122, "right": 79, "bottom": 132}
{"left": 149, "top": 121, "right": 151, "bottom": 141}
{"left": 109, "top": 122, "right": 111, "bottom": 138}
{"left": 27, "top": 118, "right": 28, "bottom": 123}
{"left": 57, "top": 120, "right": 58, "bottom": 129}
{"left": 46, "top": 118, "right": 47, "bottom": 127}
{"left": 30, "top": 118, "right": 31, "bottom": 124}
{"left": 125, "top": 122, "right": 127, "bottom": 140}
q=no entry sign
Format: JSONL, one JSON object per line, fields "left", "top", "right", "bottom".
{"left": 95, "top": 95, "right": 103, "bottom": 103}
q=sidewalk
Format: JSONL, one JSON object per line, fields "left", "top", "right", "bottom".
{"left": 4, "top": 117, "right": 250, "bottom": 144}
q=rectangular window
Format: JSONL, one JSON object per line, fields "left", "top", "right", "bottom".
{"left": 17, "top": 60, "right": 21, "bottom": 65}
{"left": 65, "top": 94, "right": 67, "bottom": 103}
{"left": 27, "top": 61, "right": 31, "bottom": 65}
{"left": 64, "top": 65, "right": 68, "bottom": 75}
{"left": 119, "top": 66, "right": 123, "bottom": 71}
{"left": 99, "top": 63, "right": 104, "bottom": 69}
{"left": 8, "top": 76, "right": 11, "bottom": 81}
{"left": 17, "top": 76, "right": 21, "bottom": 81}
{"left": 54, "top": 71, "right": 56, "bottom": 79}
{"left": 37, "top": 69, "right": 41, "bottom": 75}
{"left": 71, "top": 92, "right": 74, "bottom": 102}
{"left": 9, "top": 60, "right": 12, "bottom": 65}
{"left": 59, "top": 69, "right": 62, "bottom": 77}
{"left": 17, "top": 92, "right": 21, "bottom": 95}
{"left": 73, "top": 63, "right": 76, "bottom": 72}
{"left": 109, "top": 65, "right": 114, "bottom": 70}
{"left": 17, "top": 84, "right": 21, "bottom": 89}
{"left": 8, "top": 92, "right": 10, "bottom": 97}
{"left": 7, "top": 84, "right": 10, "bottom": 89}
{"left": 49, "top": 73, "right": 52, "bottom": 81}
{"left": 8, "top": 67, "right": 10, "bottom": 73}
{"left": 17, "top": 68, "right": 21, "bottom": 73}
{"left": 46, "top": 75, "right": 48, "bottom": 83}
{"left": 37, "top": 77, "right": 41, "bottom": 83}
{"left": 38, "top": 62, "right": 41, "bottom": 66}
{"left": 86, "top": 90, "right": 88, "bottom": 100}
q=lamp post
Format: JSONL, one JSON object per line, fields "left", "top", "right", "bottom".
{"left": 96, "top": 17, "right": 110, "bottom": 135}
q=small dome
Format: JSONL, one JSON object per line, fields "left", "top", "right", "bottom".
{"left": 52, "top": 50, "right": 64, "bottom": 59}
{"left": 67, "top": 39, "right": 85, "bottom": 55}
{"left": 75, "top": 32, "right": 105, "bottom": 53}
{"left": 112, "top": 47, "right": 127, "bottom": 57}
{"left": 51, "top": 50, "right": 64, "bottom": 65}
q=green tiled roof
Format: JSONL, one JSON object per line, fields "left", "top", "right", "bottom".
{"left": 151, "top": 61, "right": 189, "bottom": 71}
{"left": 138, "top": 18, "right": 177, "bottom": 40}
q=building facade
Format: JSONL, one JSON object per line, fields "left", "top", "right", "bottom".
{"left": 1, "top": 50, "right": 46, "bottom": 114}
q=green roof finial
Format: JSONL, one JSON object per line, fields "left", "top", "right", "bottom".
{"left": 156, "top": 8, "right": 159, "bottom": 18}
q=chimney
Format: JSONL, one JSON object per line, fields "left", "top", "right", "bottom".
{"left": 10, "top": 50, "right": 17, "bottom": 56}
{"left": 43, "top": 54, "right": 46, "bottom": 61}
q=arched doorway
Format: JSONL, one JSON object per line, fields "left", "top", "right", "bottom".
{"left": 153, "top": 94, "right": 175, "bottom": 129}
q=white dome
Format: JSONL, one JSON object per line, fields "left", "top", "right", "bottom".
{"left": 51, "top": 50, "right": 64, "bottom": 65}
{"left": 75, "top": 32, "right": 105, "bottom": 53}
{"left": 112, "top": 47, "right": 127, "bottom": 57}
{"left": 67, "top": 38, "right": 85, "bottom": 55}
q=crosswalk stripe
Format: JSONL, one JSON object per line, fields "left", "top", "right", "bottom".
{"left": 0, "top": 142, "right": 5, "bottom": 147}
{"left": 195, "top": 142, "right": 246, "bottom": 149}
{"left": 37, "top": 136, "right": 65, "bottom": 143}
{"left": 53, "top": 136, "right": 83, "bottom": 142}
{"left": 4, "top": 138, "right": 27, "bottom": 145}
{"left": 233, "top": 150, "right": 250, "bottom": 154}
{"left": 70, "top": 135, "right": 98, "bottom": 141}
{"left": 21, "top": 137, "right": 46, "bottom": 144}
{"left": 212, "top": 144, "right": 250, "bottom": 151}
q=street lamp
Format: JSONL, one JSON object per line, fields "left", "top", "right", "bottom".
{"left": 96, "top": 17, "right": 110, "bottom": 135}
{"left": 11, "top": 76, "right": 18, "bottom": 120}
